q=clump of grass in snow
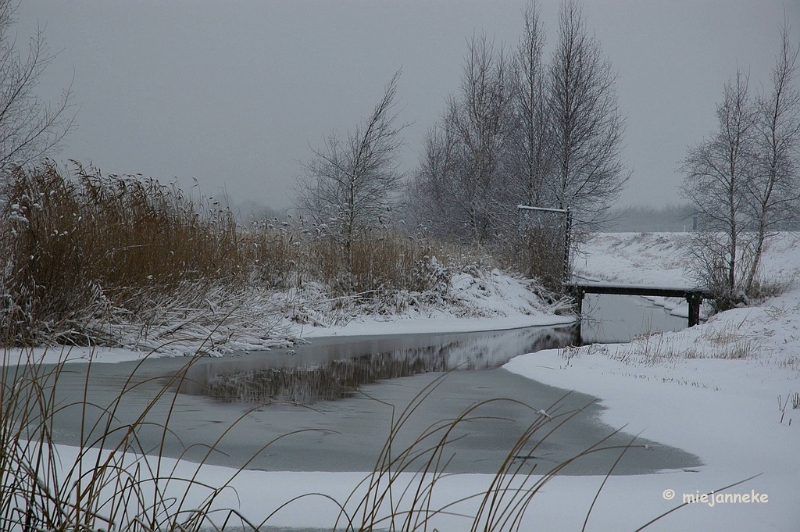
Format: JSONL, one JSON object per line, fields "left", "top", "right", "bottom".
{"left": 610, "top": 332, "right": 695, "bottom": 366}
{"left": 778, "top": 393, "right": 799, "bottom": 425}
{"left": 571, "top": 321, "right": 757, "bottom": 369}
{"left": 636, "top": 317, "right": 760, "bottom": 364}
{"left": 780, "top": 355, "right": 800, "bottom": 372}
{"left": 700, "top": 322, "right": 756, "bottom": 360}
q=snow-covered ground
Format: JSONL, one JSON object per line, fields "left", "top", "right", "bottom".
{"left": 12, "top": 232, "right": 800, "bottom": 530}
{"left": 290, "top": 268, "right": 575, "bottom": 338}
{"left": 503, "top": 232, "right": 800, "bottom": 530}
{"left": 2, "top": 267, "right": 573, "bottom": 366}
{"left": 575, "top": 231, "right": 800, "bottom": 286}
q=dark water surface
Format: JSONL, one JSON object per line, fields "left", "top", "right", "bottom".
{"left": 38, "top": 295, "right": 702, "bottom": 476}
{"left": 183, "top": 326, "right": 578, "bottom": 403}
{"left": 580, "top": 293, "right": 688, "bottom": 343}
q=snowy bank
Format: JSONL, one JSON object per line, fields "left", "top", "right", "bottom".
{"left": 3, "top": 267, "right": 572, "bottom": 366}
{"left": 503, "top": 231, "right": 800, "bottom": 530}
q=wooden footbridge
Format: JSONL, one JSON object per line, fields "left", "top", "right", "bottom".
{"left": 565, "top": 281, "right": 714, "bottom": 327}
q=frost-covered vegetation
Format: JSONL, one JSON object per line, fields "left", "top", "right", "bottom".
{"left": 0, "top": 161, "right": 564, "bottom": 353}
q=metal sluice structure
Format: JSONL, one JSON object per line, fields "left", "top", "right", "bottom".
{"left": 516, "top": 205, "right": 572, "bottom": 287}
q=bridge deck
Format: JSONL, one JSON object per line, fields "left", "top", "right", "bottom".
{"left": 564, "top": 282, "right": 713, "bottom": 327}
{"left": 565, "top": 282, "right": 713, "bottom": 299}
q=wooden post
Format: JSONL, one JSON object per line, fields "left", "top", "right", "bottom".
{"left": 564, "top": 284, "right": 585, "bottom": 344}
{"left": 563, "top": 208, "right": 572, "bottom": 284}
{"left": 686, "top": 292, "right": 703, "bottom": 327}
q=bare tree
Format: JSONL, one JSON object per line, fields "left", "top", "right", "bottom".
{"left": 295, "top": 71, "right": 405, "bottom": 264}
{"left": 411, "top": 0, "right": 628, "bottom": 255}
{"left": 684, "top": 21, "right": 800, "bottom": 306}
{"left": 0, "top": 0, "right": 73, "bottom": 173}
{"left": 682, "top": 69, "right": 755, "bottom": 301}
{"left": 408, "top": 36, "right": 511, "bottom": 243}
{"left": 743, "top": 20, "right": 800, "bottom": 293}
{"left": 407, "top": 121, "right": 468, "bottom": 239}
{"left": 507, "top": 0, "right": 552, "bottom": 209}
{"left": 547, "top": 0, "right": 627, "bottom": 229}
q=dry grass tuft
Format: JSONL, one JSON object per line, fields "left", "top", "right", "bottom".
{"left": 0, "top": 344, "right": 256, "bottom": 532}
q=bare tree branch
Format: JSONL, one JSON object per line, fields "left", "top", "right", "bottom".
{"left": 547, "top": 0, "right": 627, "bottom": 230}
{"left": 0, "top": 2, "right": 74, "bottom": 175}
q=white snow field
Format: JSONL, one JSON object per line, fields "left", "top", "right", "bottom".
{"left": 12, "top": 232, "right": 800, "bottom": 530}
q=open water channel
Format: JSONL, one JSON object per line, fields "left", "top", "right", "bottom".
{"left": 39, "top": 293, "right": 701, "bottom": 477}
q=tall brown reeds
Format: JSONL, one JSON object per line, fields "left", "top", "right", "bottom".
{"left": 0, "top": 161, "right": 545, "bottom": 350}
{"left": 496, "top": 224, "right": 568, "bottom": 293}
{"left": 1, "top": 162, "right": 249, "bottom": 345}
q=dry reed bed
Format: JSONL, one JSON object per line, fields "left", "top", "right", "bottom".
{"left": 1, "top": 162, "right": 523, "bottom": 352}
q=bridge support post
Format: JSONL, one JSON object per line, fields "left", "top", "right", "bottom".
{"left": 568, "top": 287, "right": 584, "bottom": 315}
{"left": 568, "top": 287, "right": 584, "bottom": 343}
{"left": 686, "top": 293, "right": 703, "bottom": 327}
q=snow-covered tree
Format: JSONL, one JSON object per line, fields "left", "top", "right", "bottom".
{"left": 683, "top": 21, "right": 800, "bottom": 304}
{"left": 682, "top": 69, "right": 755, "bottom": 300}
{"left": 295, "top": 71, "right": 405, "bottom": 267}
{"left": 507, "top": 1, "right": 552, "bottom": 209}
{"left": 744, "top": 21, "right": 800, "bottom": 293}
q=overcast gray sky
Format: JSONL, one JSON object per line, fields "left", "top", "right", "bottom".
{"left": 16, "top": 0, "right": 800, "bottom": 213}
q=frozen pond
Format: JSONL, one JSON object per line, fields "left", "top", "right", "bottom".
{"left": 182, "top": 293, "right": 690, "bottom": 406}
{"left": 182, "top": 326, "right": 579, "bottom": 403}
{"left": 37, "top": 296, "right": 703, "bottom": 476}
